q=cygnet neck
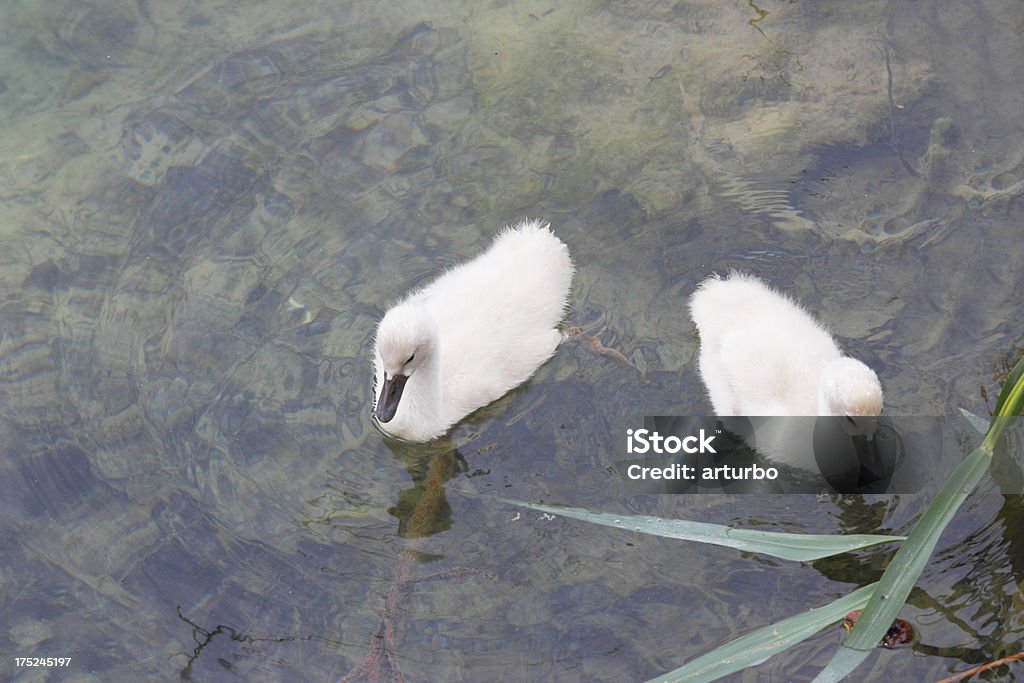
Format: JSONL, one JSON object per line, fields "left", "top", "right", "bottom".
{"left": 816, "top": 380, "right": 837, "bottom": 417}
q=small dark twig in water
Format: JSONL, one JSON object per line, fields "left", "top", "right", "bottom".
{"left": 567, "top": 326, "right": 639, "bottom": 372}
{"left": 881, "top": 36, "right": 919, "bottom": 177}
{"left": 935, "top": 650, "right": 1024, "bottom": 683}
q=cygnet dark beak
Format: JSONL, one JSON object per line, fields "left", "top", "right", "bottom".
{"left": 374, "top": 372, "right": 408, "bottom": 423}
{"left": 852, "top": 432, "right": 884, "bottom": 486}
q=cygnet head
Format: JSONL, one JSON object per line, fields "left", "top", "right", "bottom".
{"left": 819, "top": 357, "right": 884, "bottom": 436}
{"left": 373, "top": 304, "right": 437, "bottom": 424}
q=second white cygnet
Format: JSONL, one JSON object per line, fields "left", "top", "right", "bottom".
{"left": 689, "top": 271, "right": 883, "bottom": 421}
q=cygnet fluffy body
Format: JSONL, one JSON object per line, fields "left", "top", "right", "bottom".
{"left": 689, "top": 272, "right": 884, "bottom": 479}
{"left": 688, "top": 271, "right": 883, "bottom": 420}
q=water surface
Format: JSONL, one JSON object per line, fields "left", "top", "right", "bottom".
{"left": 1, "top": 1, "right": 1023, "bottom": 681}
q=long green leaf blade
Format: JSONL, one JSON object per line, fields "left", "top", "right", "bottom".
{"left": 646, "top": 583, "right": 877, "bottom": 683}
{"left": 814, "top": 446, "right": 992, "bottom": 679}
{"left": 816, "top": 360, "right": 1024, "bottom": 680}
{"left": 993, "top": 354, "right": 1024, "bottom": 417}
{"left": 505, "top": 500, "right": 904, "bottom": 561}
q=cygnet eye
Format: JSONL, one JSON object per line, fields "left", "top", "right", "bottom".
{"left": 405, "top": 353, "right": 415, "bottom": 365}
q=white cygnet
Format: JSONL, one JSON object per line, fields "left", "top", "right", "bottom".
{"left": 372, "top": 219, "right": 574, "bottom": 442}
{"left": 689, "top": 272, "right": 884, "bottom": 477}
{"left": 689, "top": 271, "right": 883, "bottom": 419}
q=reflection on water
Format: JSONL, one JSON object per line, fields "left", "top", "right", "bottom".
{"left": 1, "top": 0, "right": 1023, "bottom": 680}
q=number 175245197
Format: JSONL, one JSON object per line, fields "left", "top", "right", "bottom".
{"left": 15, "top": 657, "right": 72, "bottom": 667}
